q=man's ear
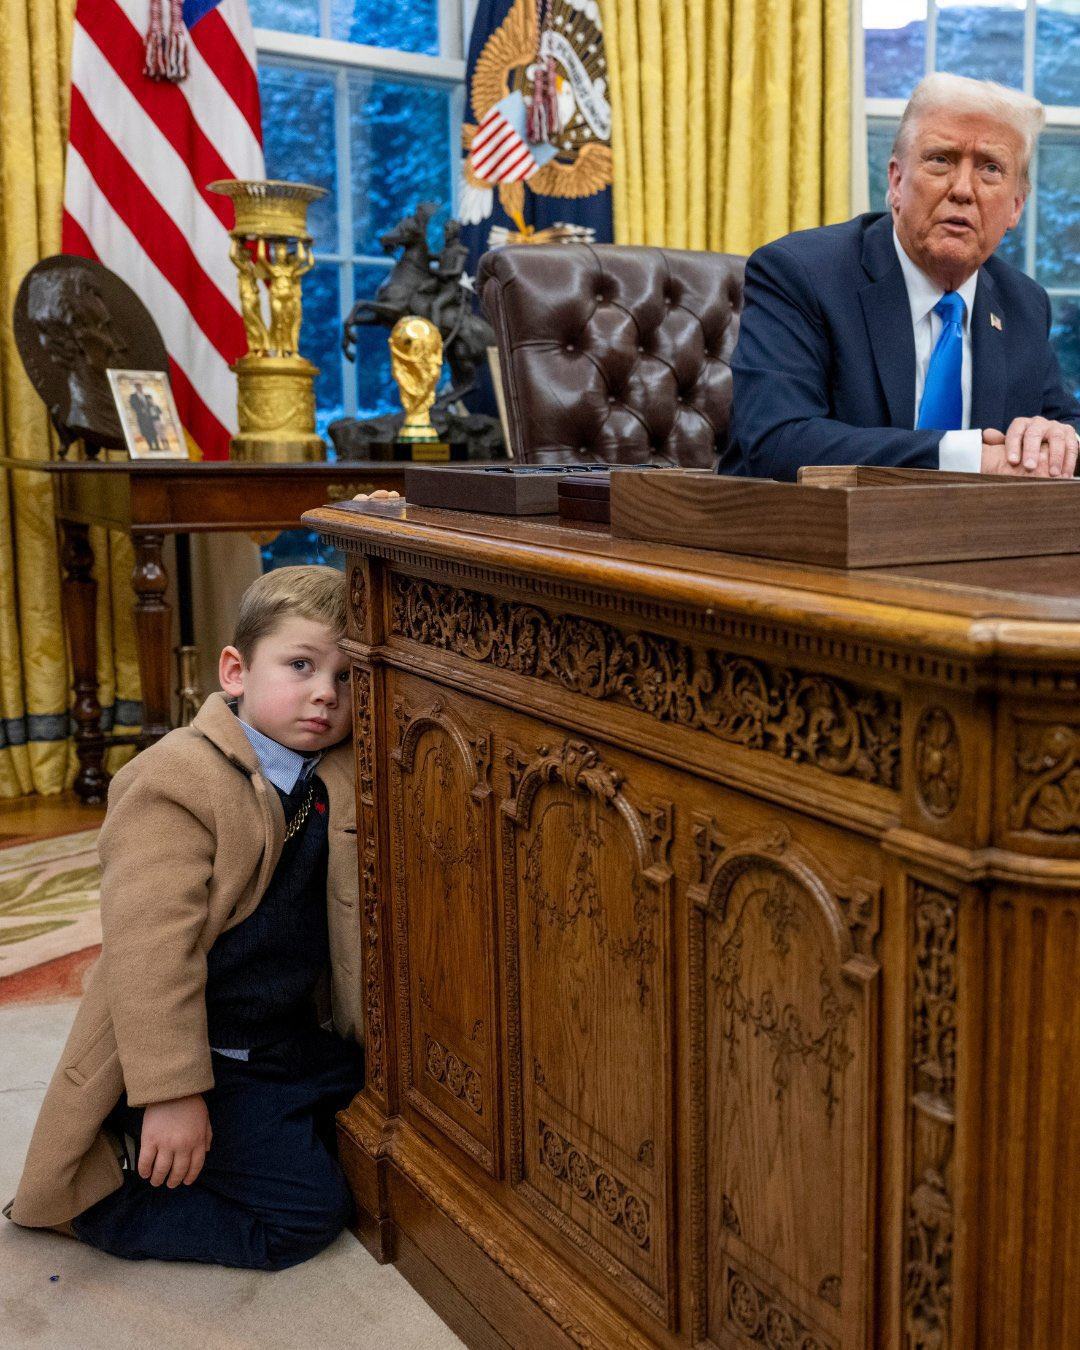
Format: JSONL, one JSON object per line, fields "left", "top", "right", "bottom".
{"left": 219, "top": 645, "right": 246, "bottom": 696}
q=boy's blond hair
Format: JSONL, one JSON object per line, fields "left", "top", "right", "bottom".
{"left": 232, "top": 564, "right": 347, "bottom": 664}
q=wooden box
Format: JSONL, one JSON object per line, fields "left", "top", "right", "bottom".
{"left": 403, "top": 464, "right": 564, "bottom": 514}
{"left": 610, "top": 464, "right": 1080, "bottom": 567}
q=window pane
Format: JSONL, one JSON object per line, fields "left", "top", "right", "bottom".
{"left": 349, "top": 75, "right": 453, "bottom": 256}
{"left": 330, "top": 0, "right": 439, "bottom": 54}
{"left": 864, "top": 1, "right": 926, "bottom": 99}
{"left": 1036, "top": 131, "right": 1080, "bottom": 289}
{"left": 248, "top": 0, "right": 318, "bottom": 37}
{"left": 299, "top": 263, "right": 344, "bottom": 441}
{"left": 1036, "top": 3, "right": 1080, "bottom": 111}
{"left": 348, "top": 263, "right": 401, "bottom": 419}
{"left": 1050, "top": 296, "right": 1080, "bottom": 401}
{"left": 258, "top": 64, "right": 338, "bottom": 253}
{"left": 936, "top": 0, "right": 1025, "bottom": 89}
{"left": 867, "top": 118, "right": 896, "bottom": 211}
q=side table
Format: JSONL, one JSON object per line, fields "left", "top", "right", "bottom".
{"left": 2, "top": 457, "right": 403, "bottom": 803}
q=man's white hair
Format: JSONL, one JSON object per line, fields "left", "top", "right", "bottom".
{"left": 891, "top": 72, "right": 1045, "bottom": 191}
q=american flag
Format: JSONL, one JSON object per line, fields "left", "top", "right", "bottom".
{"left": 63, "top": 0, "right": 264, "bottom": 459}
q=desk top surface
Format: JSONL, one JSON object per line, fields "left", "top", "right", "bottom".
{"left": 307, "top": 499, "right": 1080, "bottom": 661}
{"left": 0, "top": 456, "right": 398, "bottom": 475}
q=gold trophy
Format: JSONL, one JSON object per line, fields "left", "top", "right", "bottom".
{"left": 209, "top": 179, "right": 327, "bottom": 462}
{"left": 390, "top": 315, "right": 446, "bottom": 457}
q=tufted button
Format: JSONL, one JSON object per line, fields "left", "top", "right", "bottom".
{"left": 608, "top": 394, "right": 616, "bottom": 403}
{"left": 566, "top": 343, "right": 575, "bottom": 352}
{"left": 637, "top": 344, "right": 644, "bottom": 353}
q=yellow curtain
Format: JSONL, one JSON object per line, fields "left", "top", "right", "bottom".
{"left": 0, "top": 0, "right": 140, "bottom": 797}
{"left": 604, "top": 0, "right": 851, "bottom": 256}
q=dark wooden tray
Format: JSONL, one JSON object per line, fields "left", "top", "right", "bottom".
{"left": 609, "top": 466, "right": 1080, "bottom": 567}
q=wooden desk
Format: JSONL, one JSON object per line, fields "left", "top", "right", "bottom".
{"left": 308, "top": 498, "right": 1080, "bottom": 1350}
{"left": 1, "top": 457, "right": 403, "bottom": 802}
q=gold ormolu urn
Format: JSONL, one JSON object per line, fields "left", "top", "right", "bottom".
{"left": 209, "top": 178, "right": 327, "bottom": 462}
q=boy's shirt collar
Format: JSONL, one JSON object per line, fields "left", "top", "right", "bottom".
{"left": 235, "top": 716, "right": 321, "bottom": 794}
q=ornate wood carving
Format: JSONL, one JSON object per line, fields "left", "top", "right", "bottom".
{"left": 914, "top": 707, "right": 961, "bottom": 819}
{"left": 689, "top": 819, "right": 878, "bottom": 1348}
{"left": 1012, "top": 721, "right": 1080, "bottom": 835}
{"left": 349, "top": 561, "right": 366, "bottom": 634}
{"left": 502, "top": 735, "right": 673, "bottom": 1322}
{"left": 352, "top": 667, "right": 386, "bottom": 1101}
{"left": 903, "top": 882, "right": 958, "bottom": 1350}
{"left": 725, "top": 1261, "right": 836, "bottom": 1350}
{"left": 426, "top": 1034, "right": 483, "bottom": 1114}
{"left": 389, "top": 688, "right": 497, "bottom": 1173}
{"left": 539, "top": 1120, "right": 651, "bottom": 1250}
{"left": 392, "top": 576, "right": 900, "bottom": 790}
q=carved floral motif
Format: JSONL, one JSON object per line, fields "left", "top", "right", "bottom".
{"left": 425, "top": 1033, "right": 482, "bottom": 1114}
{"left": 349, "top": 564, "right": 366, "bottom": 635}
{"left": 353, "top": 667, "right": 385, "bottom": 1099}
{"left": 715, "top": 879, "right": 854, "bottom": 1123}
{"left": 1012, "top": 721, "right": 1080, "bottom": 835}
{"left": 538, "top": 1120, "right": 651, "bottom": 1249}
{"left": 914, "top": 707, "right": 961, "bottom": 819}
{"left": 904, "top": 883, "right": 958, "bottom": 1350}
{"left": 392, "top": 576, "right": 900, "bottom": 789}
{"left": 725, "top": 1263, "right": 834, "bottom": 1350}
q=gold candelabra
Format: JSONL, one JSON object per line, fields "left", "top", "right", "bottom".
{"left": 209, "top": 179, "right": 327, "bottom": 462}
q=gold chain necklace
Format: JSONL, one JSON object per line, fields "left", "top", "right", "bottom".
{"left": 283, "top": 783, "right": 315, "bottom": 841}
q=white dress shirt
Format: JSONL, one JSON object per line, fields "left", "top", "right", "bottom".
{"left": 893, "top": 231, "right": 983, "bottom": 473}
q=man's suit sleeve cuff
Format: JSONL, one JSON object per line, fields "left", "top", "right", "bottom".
{"left": 938, "top": 430, "right": 982, "bottom": 473}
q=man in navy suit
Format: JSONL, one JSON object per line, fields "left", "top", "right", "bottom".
{"left": 727, "top": 73, "right": 1080, "bottom": 482}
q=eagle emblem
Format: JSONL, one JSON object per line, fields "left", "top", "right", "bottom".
{"left": 461, "top": 0, "right": 613, "bottom": 245}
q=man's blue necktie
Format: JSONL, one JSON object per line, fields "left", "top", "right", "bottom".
{"left": 917, "top": 291, "right": 965, "bottom": 430}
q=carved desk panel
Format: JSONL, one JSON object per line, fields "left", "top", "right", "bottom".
{"left": 308, "top": 501, "right": 1080, "bottom": 1350}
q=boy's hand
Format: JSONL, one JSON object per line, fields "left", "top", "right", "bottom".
{"left": 139, "top": 1094, "right": 212, "bottom": 1188}
{"left": 351, "top": 490, "right": 401, "bottom": 501}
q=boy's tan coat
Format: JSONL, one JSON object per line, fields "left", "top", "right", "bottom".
{"left": 9, "top": 693, "right": 361, "bottom": 1228}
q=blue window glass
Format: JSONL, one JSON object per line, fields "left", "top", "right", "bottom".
{"left": 1050, "top": 297, "right": 1080, "bottom": 401}
{"left": 329, "top": 0, "right": 439, "bottom": 54}
{"left": 867, "top": 120, "right": 895, "bottom": 212}
{"left": 247, "top": 0, "right": 318, "bottom": 37}
{"left": 348, "top": 262, "right": 402, "bottom": 419}
{"left": 299, "top": 263, "right": 344, "bottom": 441}
{"left": 1036, "top": 131, "right": 1080, "bottom": 291}
{"left": 258, "top": 64, "right": 338, "bottom": 252}
{"left": 348, "top": 75, "right": 454, "bottom": 256}
{"left": 864, "top": 4, "right": 926, "bottom": 99}
{"left": 935, "top": 1, "right": 1025, "bottom": 89}
{"left": 1036, "top": 2, "right": 1080, "bottom": 106}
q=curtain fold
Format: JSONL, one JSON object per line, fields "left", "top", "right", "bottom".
{"left": 0, "top": 0, "right": 140, "bottom": 798}
{"left": 604, "top": 0, "right": 851, "bottom": 255}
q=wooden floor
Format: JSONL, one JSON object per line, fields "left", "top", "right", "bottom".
{"left": 0, "top": 791, "right": 106, "bottom": 848}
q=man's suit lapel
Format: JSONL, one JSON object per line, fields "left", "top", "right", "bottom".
{"left": 970, "top": 266, "right": 1007, "bottom": 432}
{"left": 859, "top": 216, "right": 917, "bottom": 429}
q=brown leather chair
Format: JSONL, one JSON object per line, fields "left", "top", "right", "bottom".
{"left": 477, "top": 243, "right": 745, "bottom": 468}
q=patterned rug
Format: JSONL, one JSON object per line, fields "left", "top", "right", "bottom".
{"left": 0, "top": 829, "right": 101, "bottom": 1006}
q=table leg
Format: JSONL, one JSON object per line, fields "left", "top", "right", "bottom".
{"left": 132, "top": 532, "right": 173, "bottom": 748}
{"left": 60, "top": 521, "right": 109, "bottom": 804}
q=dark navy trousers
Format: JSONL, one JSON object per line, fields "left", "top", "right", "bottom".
{"left": 72, "top": 1028, "right": 364, "bottom": 1270}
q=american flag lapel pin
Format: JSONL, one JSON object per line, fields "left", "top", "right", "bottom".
{"left": 990, "top": 312, "right": 1003, "bottom": 331}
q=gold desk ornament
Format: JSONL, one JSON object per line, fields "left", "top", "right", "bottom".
{"left": 390, "top": 315, "right": 443, "bottom": 443}
{"left": 209, "top": 178, "right": 327, "bottom": 462}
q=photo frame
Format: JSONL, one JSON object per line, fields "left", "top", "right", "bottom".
{"left": 106, "top": 368, "right": 189, "bottom": 459}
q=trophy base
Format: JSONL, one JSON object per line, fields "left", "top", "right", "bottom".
{"left": 360, "top": 440, "right": 468, "bottom": 463}
{"left": 229, "top": 433, "right": 326, "bottom": 463}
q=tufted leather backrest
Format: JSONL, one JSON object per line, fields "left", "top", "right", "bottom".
{"left": 477, "top": 243, "right": 745, "bottom": 467}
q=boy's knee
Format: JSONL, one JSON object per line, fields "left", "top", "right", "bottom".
{"left": 264, "top": 1169, "right": 353, "bottom": 1270}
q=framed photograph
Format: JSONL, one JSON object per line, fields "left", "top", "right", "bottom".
{"left": 106, "top": 368, "right": 189, "bottom": 459}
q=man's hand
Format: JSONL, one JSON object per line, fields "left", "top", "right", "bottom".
{"left": 139, "top": 1094, "right": 212, "bottom": 1188}
{"left": 981, "top": 419, "right": 1080, "bottom": 478}
{"left": 351, "top": 490, "right": 401, "bottom": 501}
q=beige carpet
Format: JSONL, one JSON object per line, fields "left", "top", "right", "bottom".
{"left": 1, "top": 1001, "right": 464, "bottom": 1350}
